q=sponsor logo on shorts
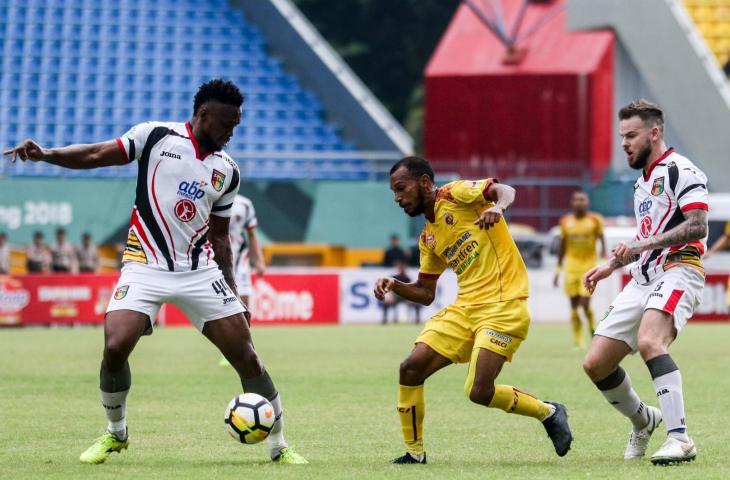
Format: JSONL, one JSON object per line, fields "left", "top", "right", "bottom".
{"left": 103, "top": 403, "right": 121, "bottom": 410}
{"left": 211, "top": 169, "right": 226, "bottom": 192}
{"left": 174, "top": 199, "right": 197, "bottom": 222}
{"left": 601, "top": 305, "right": 614, "bottom": 321}
{"left": 177, "top": 180, "right": 206, "bottom": 200}
{"left": 222, "top": 296, "right": 237, "bottom": 305}
{"left": 490, "top": 338, "right": 508, "bottom": 349}
{"left": 649, "top": 292, "right": 663, "bottom": 299}
{"left": 484, "top": 329, "right": 512, "bottom": 344}
{"left": 114, "top": 285, "right": 129, "bottom": 300}
{"left": 656, "top": 388, "right": 669, "bottom": 397}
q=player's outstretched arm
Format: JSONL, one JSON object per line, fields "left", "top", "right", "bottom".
{"left": 583, "top": 255, "right": 636, "bottom": 294}
{"left": 374, "top": 275, "right": 437, "bottom": 306}
{"left": 3, "top": 139, "right": 127, "bottom": 169}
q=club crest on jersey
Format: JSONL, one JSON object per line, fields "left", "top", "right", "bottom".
{"left": 651, "top": 177, "right": 665, "bottom": 196}
{"left": 444, "top": 212, "right": 456, "bottom": 226}
{"left": 174, "top": 199, "right": 197, "bottom": 222}
{"left": 211, "top": 169, "right": 225, "bottom": 192}
{"left": 114, "top": 285, "right": 129, "bottom": 300}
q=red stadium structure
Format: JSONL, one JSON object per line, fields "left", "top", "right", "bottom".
{"left": 425, "top": 0, "right": 614, "bottom": 230}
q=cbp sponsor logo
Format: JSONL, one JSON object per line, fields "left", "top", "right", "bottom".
{"left": 177, "top": 180, "right": 206, "bottom": 200}
{"left": 638, "top": 198, "right": 652, "bottom": 216}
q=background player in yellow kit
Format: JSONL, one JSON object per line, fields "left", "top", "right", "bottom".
{"left": 554, "top": 191, "right": 606, "bottom": 347}
{"left": 374, "top": 156, "right": 573, "bottom": 464}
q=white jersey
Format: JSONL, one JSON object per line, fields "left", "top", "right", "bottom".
{"left": 629, "top": 148, "right": 708, "bottom": 284}
{"left": 116, "top": 121, "right": 240, "bottom": 272}
{"left": 229, "top": 195, "right": 258, "bottom": 274}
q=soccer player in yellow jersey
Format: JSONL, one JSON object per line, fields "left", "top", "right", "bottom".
{"left": 554, "top": 191, "right": 606, "bottom": 347}
{"left": 374, "top": 157, "right": 573, "bottom": 464}
{"left": 705, "top": 221, "right": 730, "bottom": 314}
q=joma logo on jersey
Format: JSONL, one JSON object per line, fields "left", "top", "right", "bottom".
{"left": 177, "top": 180, "right": 206, "bottom": 200}
{"left": 639, "top": 198, "right": 652, "bottom": 215}
{"left": 161, "top": 151, "right": 181, "bottom": 160}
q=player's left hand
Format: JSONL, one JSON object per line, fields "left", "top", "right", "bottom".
{"left": 474, "top": 205, "right": 504, "bottom": 230}
{"left": 374, "top": 277, "right": 395, "bottom": 301}
{"left": 612, "top": 241, "right": 641, "bottom": 264}
{"left": 3, "top": 139, "right": 47, "bottom": 163}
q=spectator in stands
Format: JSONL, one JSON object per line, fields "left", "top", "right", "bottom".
{"left": 77, "top": 232, "right": 99, "bottom": 273}
{"left": 381, "top": 260, "right": 421, "bottom": 324}
{"left": 383, "top": 234, "right": 409, "bottom": 267}
{"left": 26, "top": 231, "right": 51, "bottom": 273}
{"left": 50, "top": 228, "right": 78, "bottom": 273}
{"left": 0, "top": 232, "right": 10, "bottom": 274}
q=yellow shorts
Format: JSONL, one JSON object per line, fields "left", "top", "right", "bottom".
{"left": 415, "top": 299, "right": 530, "bottom": 363}
{"left": 564, "top": 271, "right": 590, "bottom": 298}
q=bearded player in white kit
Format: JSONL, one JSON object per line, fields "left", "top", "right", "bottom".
{"left": 582, "top": 100, "right": 708, "bottom": 465}
{"left": 3, "top": 79, "right": 307, "bottom": 465}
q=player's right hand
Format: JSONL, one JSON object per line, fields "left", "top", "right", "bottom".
{"left": 374, "top": 277, "right": 395, "bottom": 301}
{"left": 3, "top": 139, "right": 46, "bottom": 162}
{"left": 583, "top": 264, "right": 612, "bottom": 295}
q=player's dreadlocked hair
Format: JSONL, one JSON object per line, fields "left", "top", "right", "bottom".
{"left": 390, "top": 156, "right": 435, "bottom": 182}
{"left": 193, "top": 79, "right": 245, "bottom": 115}
{"left": 618, "top": 99, "right": 664, "bottom": 132}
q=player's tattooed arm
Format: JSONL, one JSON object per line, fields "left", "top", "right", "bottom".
{"left": 3, "top": 139, "right": 127, "bottom": 169}
{"left": 209, "top": 215, "right": 238, "bottom": 296}
{"left": 621, "top": 209, "right": 708, "bottom": 256}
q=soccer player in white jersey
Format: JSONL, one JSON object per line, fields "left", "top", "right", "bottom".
{"left": 230, "top": 194, "right": 265, "bottom": 307}
{"left": 219, "top": 194, "right": 265, "bottom": 367}
{"left": 582, "top": 100, "right": 708, "bottom": 465}
{"left": 3, "top": 79, "right": 307, "bottom": 465}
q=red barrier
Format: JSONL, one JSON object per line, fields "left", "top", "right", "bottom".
{"left": 622, "top": 273, "right": 729, "bottom": 322}
{"left": 0, "top": 272, "right": 341, "bottom": 327}
{"left": 161, "top": 273, "right": 340, "bottom": 326}
{"left": 0, "top": 274, "right": 118, "bottom": 326}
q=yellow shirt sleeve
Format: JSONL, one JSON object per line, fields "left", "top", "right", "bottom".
{"left": 725, "top": 221, "right": 730, "bottom": 236}
{"left": 447, "top": 179, "right": 497, "bottom": 205}
{"left": 418, "top": 229, "right": 446, "bottom": 277}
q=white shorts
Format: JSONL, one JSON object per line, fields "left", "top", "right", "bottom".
{"left": 235, "top": 268, "right": 253, "bottom": 297}
{"left": 107, "top": 262, "right": 247, "bottom": 333}
{"left": 595, "top": 266, "right": 704, "bottom": 352}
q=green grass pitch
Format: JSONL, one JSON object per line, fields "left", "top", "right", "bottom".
{"left": 1, "top": 323, "right": 728, "bottom": 480}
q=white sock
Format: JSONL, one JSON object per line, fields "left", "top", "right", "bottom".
{"left": 100, "top": 389, "right": 129, "bottom": 440}
{"left": 267, "top": 394, "right": 288, "bottom": 457}
{"left": 653, "top": 370, "right": 689, "bottom": 442}
{"left": 599, "top": 374, "right": 649, "bottom": 430}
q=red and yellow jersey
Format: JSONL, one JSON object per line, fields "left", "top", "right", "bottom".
{"left": 418, "top": 179, "right": 528, "bottom": 306}
{"left": 559, "top": 212, "right": 603, "bottom": 273}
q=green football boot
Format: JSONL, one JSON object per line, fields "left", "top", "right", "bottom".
{"left": 79, "top": 431, "right": 129, "bottom": 464}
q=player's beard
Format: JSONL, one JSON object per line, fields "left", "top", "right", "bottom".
{"left": 406, "top": 191, "right": 426, "bottom": 217}
{"left": 628, "top": 140, "right": 652, "bottom": 170}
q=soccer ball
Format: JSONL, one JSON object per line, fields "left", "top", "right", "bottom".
{"left": 224, "top": 393, "right": 276, "bottom": 444}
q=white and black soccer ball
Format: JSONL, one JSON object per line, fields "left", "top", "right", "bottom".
{"left": 224, "top": 393, "right": 275, "bottom": 444}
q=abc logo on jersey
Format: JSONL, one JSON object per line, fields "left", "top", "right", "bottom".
{"left": 177, "top": 180, "right": 206, "bottom": 201}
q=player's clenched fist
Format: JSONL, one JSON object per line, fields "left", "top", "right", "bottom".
{"left": 3, "top": 139, "right": 46, "bottom": 163}
{"left": 583, "top": 264, "right": 612, "bottom": 294}
{"left": 374, "top": 277, "right": 395, "bottom": 301}
{"left": 474, "top": 205, "right": 504, "bottom": 230}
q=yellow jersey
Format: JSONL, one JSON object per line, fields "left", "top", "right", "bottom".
{"left": 418, "top": 179, "right": 529, "bottom": 306}
{"left": 558, "top": 212, "right": 604, "bottom": 273}
{"left": 725, "top": 221, "right": 730, "bottom": 237}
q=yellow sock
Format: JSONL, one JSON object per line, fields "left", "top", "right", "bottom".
{"left": 397, "top": 385, "right": 425, "bottom": 456}
{"left": 489, "top": 384, "right": 552, "bottom": 421}
{"left": 570, "top": 308, "right": 583, "bottom": 346}
{"left": 585, "top": 307, "right": 595, "bottom": 334}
